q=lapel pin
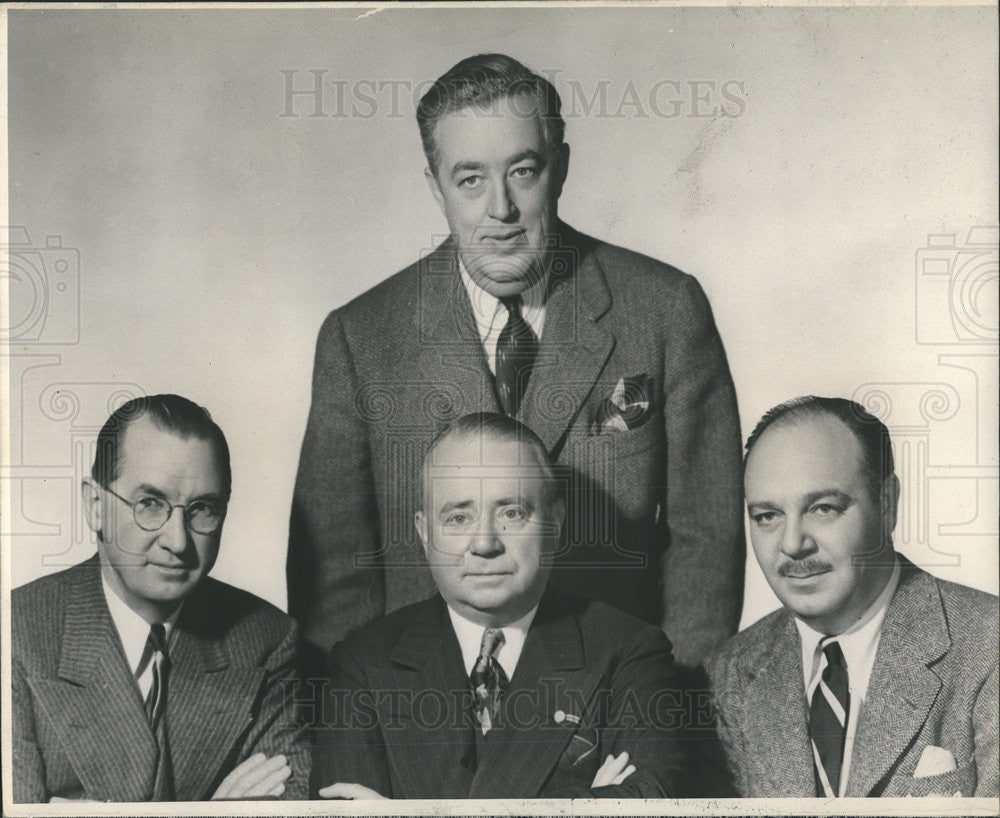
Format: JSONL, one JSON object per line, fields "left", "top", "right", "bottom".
{"left": 553, "top": 710, "right": 580, "bottom": 724}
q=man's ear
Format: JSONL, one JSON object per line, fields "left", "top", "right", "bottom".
{"left": 551, "top": 496, "right": 566, "bottom": 528}
{"left": 553, "top": 142, "right": 570, "bottom": 199}
{"left": 81, "top": 478, "right": 103, "bottom": 537}
{"left": 424, "top": 167, "right": 446, "bottom": 215}
{"left": 414, "top": 509, "right": 429, "bottom": 557}
{"left": 882, "top": 473, "right": 901, "bottom": 543}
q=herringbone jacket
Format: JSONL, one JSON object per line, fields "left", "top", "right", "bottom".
{"left": 704, "top": 556, "right": 999, "bottom": 797}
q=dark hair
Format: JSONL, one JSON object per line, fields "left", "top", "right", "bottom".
{"left": 417, "top": 53, "right": 566, "bottom": 174}
{"left": 744, "top": 396, "right": 894, "bottom": 499}
{"left": 92, "top": 394, "right": 231, "bottom": 494}
{"left": 423, "top": 412, "right": 559, "bottom": 504}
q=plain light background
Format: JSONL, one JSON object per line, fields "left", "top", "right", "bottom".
{"left": 5, "top": 6, "right": 998, "bottom": 630}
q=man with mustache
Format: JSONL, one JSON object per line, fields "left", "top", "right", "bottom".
{"left": 289, "top": 52, "right": 744, "bottom": 678}
{"left": 704, "top": 396, "right": 998, "bottom": 797}
{"left": 310, "top": 413, "right": 686, "bottom": 799}
{"left": 11, "top": 395, "right": 309, "bottom": 802}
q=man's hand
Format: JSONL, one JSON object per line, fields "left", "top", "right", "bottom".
{"left": 591, "top": 751, "right": 636, "bottom": 788}
{"left": 211, "top": 753, "right": 291, "bottom": 800}
{"left": 318, "top": 782, "right": 388, "bottom": 800}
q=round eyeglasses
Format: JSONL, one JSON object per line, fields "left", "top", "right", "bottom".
{"left": 102, "top": 485, "right": 228, "bottom": 535}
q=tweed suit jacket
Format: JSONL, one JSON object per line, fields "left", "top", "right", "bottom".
{"left": 310, "top": 587, "right": 686, "bottom": 798}
{"left": 703, "top": 557, "right": 999, "bottom": 797}
{"left": 11, "top": 555, "right": 310, "bottom": 802}
{"left": 289, "top": 221, "right": 744, "bottom": 669}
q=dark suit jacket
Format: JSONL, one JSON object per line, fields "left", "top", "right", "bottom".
{"left": 310, "top": 588, "right": 686, "bottom": 798}
{"left": 289, "top": 222, "right": 744, "bottom": 668}
{"left": 11, "top": 555, "right": 310, "bottom": 802}
{"left": 703, "top": 557, "right": 999, "bottom": 797}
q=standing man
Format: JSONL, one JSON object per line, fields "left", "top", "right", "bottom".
{"left": 12, "top": 395, "right": 309, "bottom": 802}
{"left": 706, "top": 396, "right": 998, "bottom": 797}
{"left": 310, "top": 414, "right": 686, "bottom": 799}
{"left": 289, "top": 53, "right": 743, "bottom": 670}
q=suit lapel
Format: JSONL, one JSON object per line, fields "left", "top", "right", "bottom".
{"left": 521, "top": 225, "right": 615, "bottom": 457}
{"left": 741, "top": 613, "right": 816, "bottom": 797}
{"left": 845, "top": 562, "right": 949, "bottom": 797}
{"left": 376, "top": 597, "right": 476, "bottom": 798}
{"left": 470, "top": 591, "right": 595, "bottom": 798}
{"left": 30, "top": 559, "right": 158, "bottom": 801}
{"left": 167, "top": 589, "right": 264, "bottom": 800}
{"left": 407, "top": 239, "right": 501, "bottom": 417}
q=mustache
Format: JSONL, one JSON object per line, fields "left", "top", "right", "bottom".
{"left": 779, "top": 559, "right": 833, "bottom": 578}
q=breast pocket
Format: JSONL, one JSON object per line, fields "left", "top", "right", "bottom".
{"left": 907, "top": 762, "right": 977, "bottom": 797}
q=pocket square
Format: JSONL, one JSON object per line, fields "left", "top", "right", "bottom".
{"left": 914, "top": 745, "right": 957, "bottom": 778}
{"left": 592, "top": 375, "right": 654, "bottom": 434}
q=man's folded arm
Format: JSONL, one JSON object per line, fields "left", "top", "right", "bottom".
{"left": 235, "top": 619, "right": 311, "bottom": 799}
{"left": 539, "top": 627, "right": 685, "bottom": 798}
{"left": 310, "top": 641, "right": 393, "bottom": 798}
{"left": 288, "top": 310, "right": 384, "bottom": 664}
{"left": 973, "top": 661, "right": 999, "bottom": 797}
{"left": 12, "top": 658, "right": 48, "bottom": 803}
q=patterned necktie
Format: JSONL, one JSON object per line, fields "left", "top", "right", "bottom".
{"left": 470, "top": 628, "right": 508, "bottom": 735}
{"left": 809, "top": 637, "right": 850, "bottom": 797}
{"left": 145, "top": 624, "right": 169, "bottom": 730}
{"left": 494, "top": 296, "right": 539, "bottom": 416}
{"left": 145, "top": 624, "right": 175, "bottom": 800}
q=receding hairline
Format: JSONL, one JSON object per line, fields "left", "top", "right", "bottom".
{"left": 419, "top": 426, "right": 557, "bottom": 510}
{"left": 112, "top": 414, "right": 229, "bottom": 484}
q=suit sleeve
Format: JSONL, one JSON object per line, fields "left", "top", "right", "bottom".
{"left": 661, "top": 275, "right": 744, "bottom": 666}
{"left": 310, "top": 642, "right": 393, "bottom": 798}
{"left": 698, "top": 652, "right": 748, "bottom": 797}
{"left": 236, "top": 619, "right": 312, "bottom": 800}
{"left": 540, "top": 628, "right": 687, "bottom": 798}
{"left": 973, "top": 661, "right": 999, "bottom": 796}
{"left": 12, "top": 658, "right": 48, "bottom": 803}
{"left": 288, "top": 310, "right": 384, "bottom": 668}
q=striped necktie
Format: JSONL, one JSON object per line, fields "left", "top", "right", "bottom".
{"left": 145, "top": 624, "right": 169, "bottom": 730}
{"left": 470, "top": 628, "right": 508, "bottom": 735}
{"left": 495, "top": 296, "right": 538, "bottom": 416}
{"left": 809, "top": 637, "right": 850, "bottom": 796}
{"left": 145, "top": 624, "right": 175, "bottom": 800}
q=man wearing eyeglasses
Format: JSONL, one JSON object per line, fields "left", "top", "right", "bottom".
{"left": 11, "top": 394, "right": 309, "bottom": 802}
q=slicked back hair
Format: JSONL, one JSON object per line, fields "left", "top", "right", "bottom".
{"left": 417, "top": 53, "right": 566, "bottom": 175}
{"left": 92, "top": 394, "right": 232, "bottom": 495}
{"left": 744, "top": 396, "right": 895, "bottom": 500}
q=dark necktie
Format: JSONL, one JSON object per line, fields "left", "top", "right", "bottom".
{"left": 809, "top": 637, "right": 850, "bottom": 797}
{"left": 145, "top": 624, "right": 175, "bottom": 800}
{"left": 494, "top": 296, "right": 539, "bottom": 416}
{"left": 470, "top": 628, "right": 508, "bottom": 735}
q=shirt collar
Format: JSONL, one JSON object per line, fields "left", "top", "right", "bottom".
{"left": 796, "top": 555, "right": 901, "bottom": 691}
{"left": 101, "top": 570, "right": 182, "bottom": 677}
{"left": 458, "top": 256, "right": 548, "bottom": 337}
{"left": 446, "top": 602, "right": 539, "bottom": 679}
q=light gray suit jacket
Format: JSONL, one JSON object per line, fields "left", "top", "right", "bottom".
{"left": 11, "top": 555, "right": 310, "bottom": 802}
{"left": 289, "top": 222, "right": 744, "bottom": 669}
{"left": 704, "top": 556, "right": 999, "bottom": 797}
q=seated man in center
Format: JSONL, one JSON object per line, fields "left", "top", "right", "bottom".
{"left": 311, "top": 413, "right": 685, "bottom": 798}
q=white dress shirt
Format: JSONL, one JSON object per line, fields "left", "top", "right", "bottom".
{"left": 102, "top": 573, "right": 180, "bottom": 699}
{"left": 795, "top": 556, "right": 901, "bottom": 796}
{"left": 447, "top": 603, "right": 538, "bottom": 681}
{"left": 458, "top": 260, "right": 547, "bottom": 375}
